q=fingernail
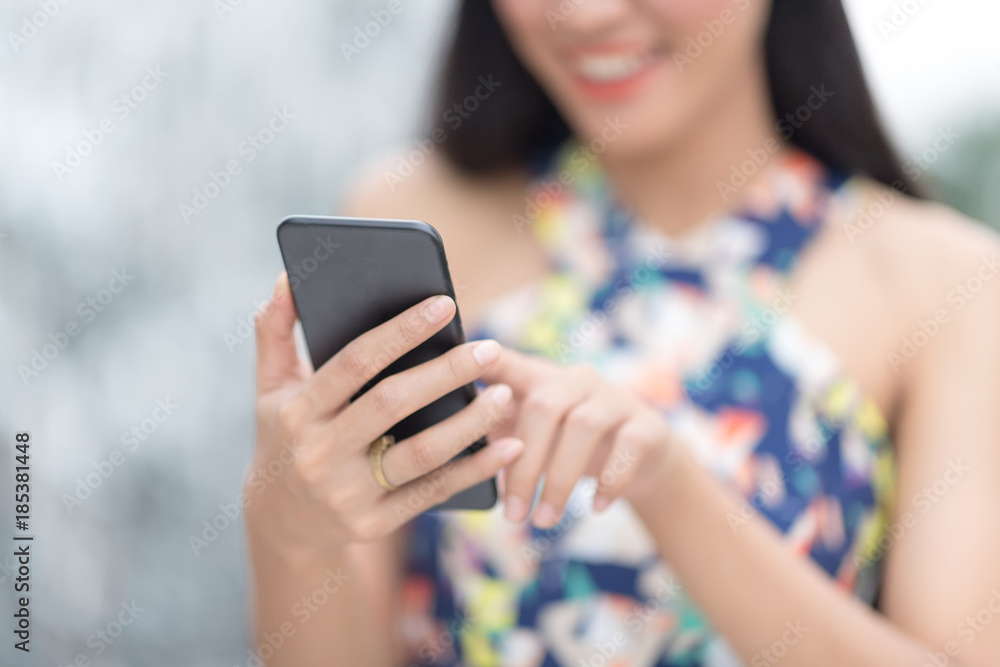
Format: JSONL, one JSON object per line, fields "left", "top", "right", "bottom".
{"left": 498, "top": 437, "right": 522, "bottom": 463}
{"left": 505, "top": 495, "right": 526, "bottom": 522}
{"left": 423, "top": 295, "right": 452, "bottom": 323}
{"left": 533, "top": 502, "right": 559, "bottom": 528}
{"left": 486, "top": 383, "right": 512, "bottom": 406}
{"left": 472, "top": 339, "right": 501, "bottom": 366}
{"left": 593, "top": 494, "right": 610, "bottom": 512}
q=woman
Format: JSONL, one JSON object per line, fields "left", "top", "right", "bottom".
{"left": 247, "top": 1, "right": 1000, "bottom": 665}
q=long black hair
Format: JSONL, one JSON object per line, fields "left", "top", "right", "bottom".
{"left": 433, "top": 0, "right": 922, "bottom": 196}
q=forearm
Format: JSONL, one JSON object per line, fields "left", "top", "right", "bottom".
{"left": 630, "top": 446, "right": 945, "bottom": 667}
{"left": 245, "top": 520, "right": 395, "bottom": 666}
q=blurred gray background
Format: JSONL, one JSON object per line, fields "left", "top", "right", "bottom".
{"left": 0, "top": 0, "right": 998, "bottom": 665}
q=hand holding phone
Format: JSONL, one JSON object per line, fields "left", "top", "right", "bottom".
{"left": 248, "top": 216, "right": 521, "bottom": 551}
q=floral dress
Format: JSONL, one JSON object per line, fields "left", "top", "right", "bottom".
{"left": 399, "top": 142, "right": 896, "bottom": 667}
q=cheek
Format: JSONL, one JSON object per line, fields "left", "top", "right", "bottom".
{"left": 641, "top": 0, "right": 766, "bottom": 46}
{"left": 492, "top": 0, "right": 547, "bottom": 35}
{"left": 640, "top": 0, "right": 749, "bottom": 23}
{"left": 491, "top": 0, "right": 564, "bottom": 88}
{"left": 645, "top": 0, "right": 769, "bottom": 76}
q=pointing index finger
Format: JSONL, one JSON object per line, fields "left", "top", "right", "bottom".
{"left": 476, "top": 347, "right": 548, "bottom": 395}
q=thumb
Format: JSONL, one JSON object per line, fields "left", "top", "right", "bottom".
{"left": 255, "top": 272, "right": 306, "bottom": 393}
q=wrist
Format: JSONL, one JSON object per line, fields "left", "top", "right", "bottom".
{"left": 627, "top": 436, "right": 697, "bottom": 525}
{"left": 244, "top": 496, "right": 346, "bottom": 573}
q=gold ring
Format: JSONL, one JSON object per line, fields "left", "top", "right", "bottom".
{"left": 368, "top": 434, "right": 399, "bottom": 491}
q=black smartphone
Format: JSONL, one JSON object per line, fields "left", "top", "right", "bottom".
{"left": 276, "top": 215, "right": 497, "bottom": 511}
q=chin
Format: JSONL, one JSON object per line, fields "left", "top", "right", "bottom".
{"left": 557, "top": 90, "right": 702, "bottom": 165}
{"left": 537, "top": 47, "right": 721, "bottom": 164}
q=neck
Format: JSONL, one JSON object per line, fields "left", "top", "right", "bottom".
{"left": 598, "top": 60, "right": 785, "bottom": 238}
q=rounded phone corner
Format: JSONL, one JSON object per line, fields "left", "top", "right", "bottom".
{"left": 406, "top": 219, "right": 443, "bottom": 244}
{"left": 275, "top": 215, "right": 309, "bottom": 245}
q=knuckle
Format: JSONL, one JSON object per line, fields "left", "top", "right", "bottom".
{"left": 567, "top": 405, "right": 605, "bottom": 432}
{"left": 345, "top": 514, "right": 383, "bottom": 542}
{"left": 292, "top": 447, "right": 327, "bottom": 491}
{"left": 370, "top": 378, "right": 404, "bottom": 416}
{"left": 408, "top": 436, "right": 438, "bottom": 472}
{"left": 444, "top": 347, "right": 466, "bottom": 382}
{"left": 340, "top": 344, "right": 372, "bottom": 384}
{"left": 475, "top": 401, "right": 505, "bottom": 437}
{"left": 524, "top": 389, "right": 562, "bottom": 415}
{"left": 325, "top": 483, "right": 358, "bottom": 510}
{"left": 397, "top": 310, "right": 425, "bottom": 346}
{"left": 618, "top": 421, "right": 652, "bottom": 448}
{"left": 542, "top": 483, "right": 571, "bottom": 506}
{"left": 473, "top": 388, "right": 505, "bottom": 425}
{"left": 504, "top": 475, "right": 536, "bottom": 503}
{"left": 278, "top": 395, "right": 311, "bottom": 434}
{"left": 428, "top": 473, "right": 460, "bottom": 506}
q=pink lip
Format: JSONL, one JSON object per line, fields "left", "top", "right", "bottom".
{"left": 565, "top": 44, "right": 663, "bottom": 103}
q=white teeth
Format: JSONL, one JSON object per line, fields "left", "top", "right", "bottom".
{"left": 576, "top": 54, "right": 646, "bottom": 82}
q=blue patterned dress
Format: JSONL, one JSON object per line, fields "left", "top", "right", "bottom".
{"left": 399, "top": 143, "right": 895, "bottom": 667}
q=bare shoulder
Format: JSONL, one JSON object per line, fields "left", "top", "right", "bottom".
{"left": 848, "top": 181, "right": 1000, "bottom": 317}
{"left": 792, "top": 178, "right": 1000, "bottom": 414}
{"left": 337, "top": 149, "right": 546, "bottom": 321}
